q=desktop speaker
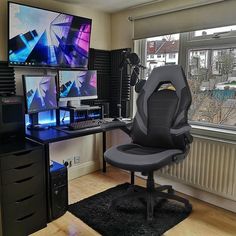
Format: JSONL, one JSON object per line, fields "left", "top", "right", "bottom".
{"left": 0, "top": 96, "right": 25, "bottom": 143}
{"left": 50, "top": 161, "right": 68, "bottom": 220}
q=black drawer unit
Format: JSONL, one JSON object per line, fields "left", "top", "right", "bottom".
{"left": 0, "top": 139, "right": 47, "bottom": 236}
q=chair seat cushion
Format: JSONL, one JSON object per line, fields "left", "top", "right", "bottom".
{"left": 104, "top": 143, "right": 183, "bottom": 172}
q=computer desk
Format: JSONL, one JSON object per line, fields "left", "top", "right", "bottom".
{"left": 26, "top": 120, "right": 132, "bottom": 221}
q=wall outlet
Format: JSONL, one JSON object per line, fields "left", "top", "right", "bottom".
{"left": 74, "top": 156, "right": 80, "bottom": 165}
{"left": 63, "top": 157, "right": 73, "bottom": 168}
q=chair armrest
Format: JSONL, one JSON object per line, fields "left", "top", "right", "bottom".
{"left": 171, "top": 125, "right": 193, "bottom": 144}
{"left": 100, "top": 121, "right": 132, "bottom": 135}
{"left": 170, "top": 125, "right": 191, "bottom": 135}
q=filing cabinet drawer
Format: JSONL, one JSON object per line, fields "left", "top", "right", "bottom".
{"left": 4, "top": 205, "right": 46, "bottom": 236}
{"left": 2, "top": 174, "right": 44, "bottom": 203}
{"left": 1, "top": 148, "right": 43, "bottom": 171}
{"left": 1, "top": 161, "right": 43, "bottom": 185}
{"left": 3, "top": 193, "right": 45, "bottom": 221}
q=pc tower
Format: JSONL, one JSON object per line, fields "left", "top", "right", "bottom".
{"left": 0, "top": 96, "right": 25, "bottom": 143}
{"left": 50, "top": 161, "right": 68, "bottom": 220}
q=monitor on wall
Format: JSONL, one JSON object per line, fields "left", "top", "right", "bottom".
{"left": 8, "top": 2, "right": 92, "bottom": 69}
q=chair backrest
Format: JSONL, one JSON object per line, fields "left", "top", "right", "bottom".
{"left": 131, "top": 65, "right": 192, "bottom": 150}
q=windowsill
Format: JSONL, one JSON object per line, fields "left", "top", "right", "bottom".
{"left": 190, "top": 123, "right": 236, "bottom": 143}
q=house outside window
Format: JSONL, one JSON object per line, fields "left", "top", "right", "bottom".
{"left": 146, "top": 34, "right": 179, "bottom": 76}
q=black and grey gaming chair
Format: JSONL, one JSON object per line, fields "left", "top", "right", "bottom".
{"left": 104, "top": 65, "right": 193, "bottom": 221}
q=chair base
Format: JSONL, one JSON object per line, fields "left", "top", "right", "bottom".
{"left": 111, "top": 172, "right": 192, "bottom": 221}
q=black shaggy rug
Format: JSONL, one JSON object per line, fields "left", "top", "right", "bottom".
{"left": 68, "top": 183, "right": 191, "bottom": 236}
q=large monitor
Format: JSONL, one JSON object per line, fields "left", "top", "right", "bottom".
{"left": 23, "top": 75, "right": 58, "bottom": 114}
{"left": 8, "top": 2, "right": 92, "bottom": 69}
{"left": 58, "top": 70, "right": 97, "bottom": 107}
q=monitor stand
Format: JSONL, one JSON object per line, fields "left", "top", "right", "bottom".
{"left": 66, "top": 100, "right": 90, "bottom": 110}
{"left": 27, "top": 113, "right": 50, "bottom": 131}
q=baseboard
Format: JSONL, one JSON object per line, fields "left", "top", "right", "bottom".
{"left": 135, "top": 173, "right": 236, "bottom": 213}
{"left": 68, "top": 161, "right": 100, "bottom": 180}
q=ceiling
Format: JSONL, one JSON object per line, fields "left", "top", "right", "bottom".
{"left": 54, "top": 0, "right": 164, "bottom": 13}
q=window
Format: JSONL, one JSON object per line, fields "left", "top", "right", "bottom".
{"left": 169, "top": 53, "right": 176, "bottom": 59}
{"left": 141, "top": 25, "right": 236, "bottom": 129}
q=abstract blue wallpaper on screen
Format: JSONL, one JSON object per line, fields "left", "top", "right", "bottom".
{"left": 59, "top": 70, "right": 97, "bottom": 98}
{"left": 9, "top": 3, "right": 92, "bottom": 68}
{"left": 25, "top": 76, "right": 57, "bottom": 113}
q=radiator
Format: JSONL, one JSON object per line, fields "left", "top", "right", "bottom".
{"left": 158, "top": 136, "right": 236, "bottom": 201}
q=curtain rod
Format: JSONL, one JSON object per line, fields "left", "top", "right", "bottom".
{"left": 128, "top": 0, "right": 225, "bottom": 21}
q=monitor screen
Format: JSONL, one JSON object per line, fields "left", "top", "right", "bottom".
{"left": 58, "top": 70, "right": 97, "bottom": 101}
{"left": 8, "top": 2, "right": 92, "bottom": 69}
{"left": 23, "top": 75, "right": 58, "bottom": 114}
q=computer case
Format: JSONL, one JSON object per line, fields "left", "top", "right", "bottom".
{"left": 0, "top": 96, "right": 25, "bottom": 143}
{"left": 50, "top": 161, "right": 68, "bottom": 220}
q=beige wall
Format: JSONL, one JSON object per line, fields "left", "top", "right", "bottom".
{"left": 0, "top": 0, "right": 111, "bottom": 61}
{"left": 111, "top": 0, "right": 236, "bottom": 49}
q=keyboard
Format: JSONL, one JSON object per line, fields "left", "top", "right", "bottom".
{"left": 68, "top": 119, "right": 107, "bottom": 131}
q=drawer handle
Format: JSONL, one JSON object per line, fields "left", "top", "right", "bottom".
{"left": 14, "top": 150, "right": 32, "bottom": 156}
{"left": 14, "top": 163, "right": 33, "bottom": 170}
{"left": 17, "top": 212, "right": 35, "bottom": 222}
{"left": 15, "top": 176, "right": 33, "bottom": 183}
{"left": 16, "top": 194, "right": 34, "bottom": 203}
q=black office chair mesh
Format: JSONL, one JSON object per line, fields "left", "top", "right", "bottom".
{"left": 104, "top": 65, "right": 193, "bottom": 221}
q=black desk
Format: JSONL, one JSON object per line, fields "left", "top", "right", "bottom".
{"left": 26, "top": 121, "right": 129, "bottom": 221}
{"left": 26, "top": 125, "right": 108, "bottom": 171}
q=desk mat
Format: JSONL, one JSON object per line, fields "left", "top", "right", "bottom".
{"left": 68, "top": 183, "right": 191, "bottom": 236}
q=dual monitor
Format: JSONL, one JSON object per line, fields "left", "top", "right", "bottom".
{"left": 23, "top": 70, "right": 97, "bottom": 114}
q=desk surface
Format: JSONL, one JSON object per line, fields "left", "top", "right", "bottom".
{"left": 26, "top": 119, "right": 132, "bottom": 144}
{"left": 26, "top": 125, "right": 104, "bottom": 144}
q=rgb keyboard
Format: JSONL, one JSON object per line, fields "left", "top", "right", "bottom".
{"left": 68, "top": 119, "right": 107, "bottom": 130}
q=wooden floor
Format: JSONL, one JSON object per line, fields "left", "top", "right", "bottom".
{"left": 32, "top": 167, "right": 236, "bottom": 236}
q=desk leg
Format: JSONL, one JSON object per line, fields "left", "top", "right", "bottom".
{"left": 102, "top": 132, "right": 106, "bottom": 173}
{"left": 131, "top": 171, "right": 135, "bottom": 185}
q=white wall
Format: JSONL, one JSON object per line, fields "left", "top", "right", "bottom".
{"left": 0, "top": 0, "right": 111, "bottom": 179}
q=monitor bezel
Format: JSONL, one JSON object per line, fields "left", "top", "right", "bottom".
{"left": 8, "top": 1, "right": 92, "bottom": 69}
{"left": 57, "top": 69, "right": 98, "bottom": 102}
{"left": 22, "top": 74, "right": 58, "bottom": 114}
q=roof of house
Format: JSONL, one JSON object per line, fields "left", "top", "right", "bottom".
{"left": 147, "top": 40, "right": 179, "bottom": 54}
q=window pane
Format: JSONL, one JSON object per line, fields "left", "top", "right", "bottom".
{"left": 188, "top": 48, "right": 236, "bottom": 126}
{"left": 146, "top": 34, "right": 179, "bottom": 78}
